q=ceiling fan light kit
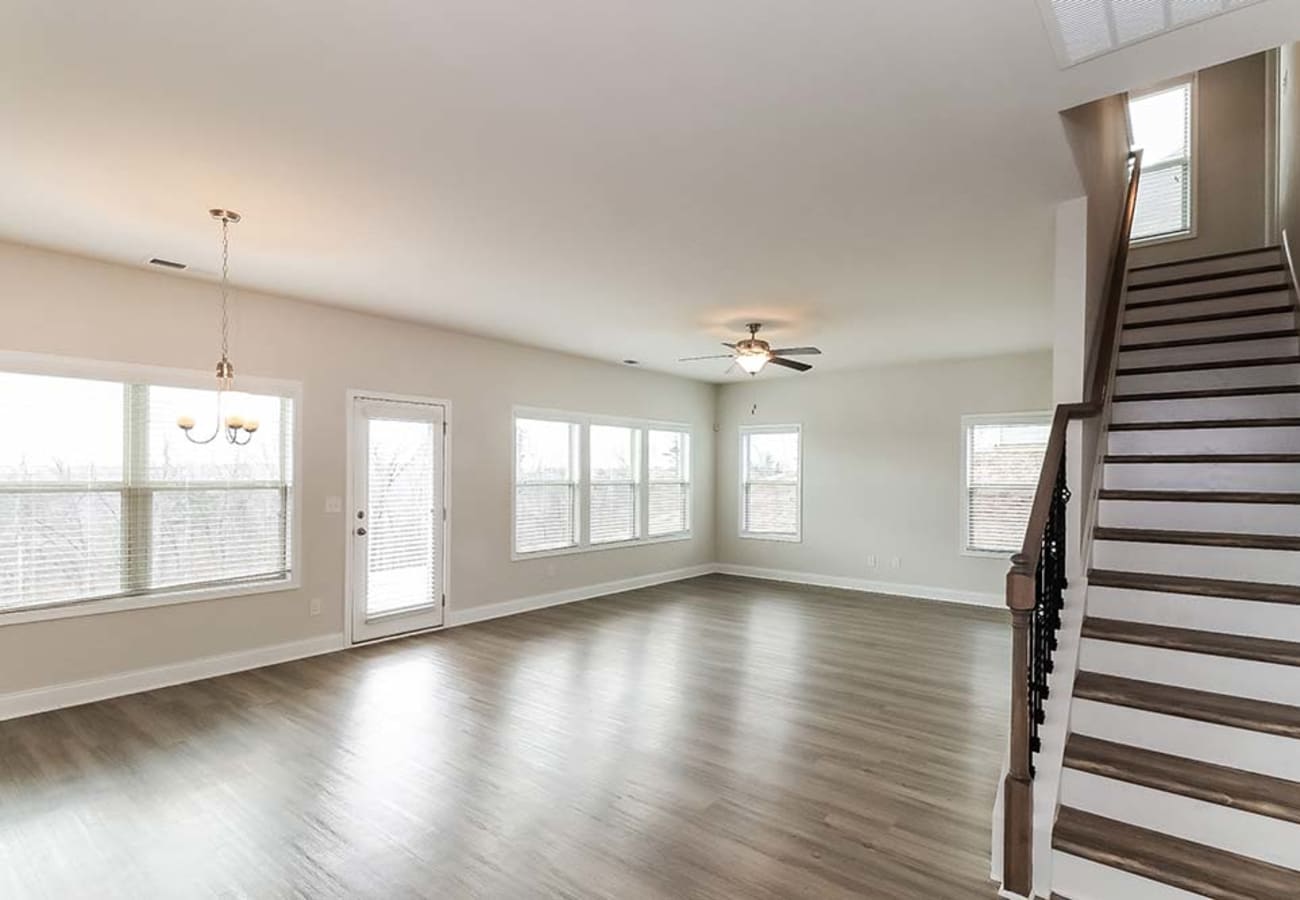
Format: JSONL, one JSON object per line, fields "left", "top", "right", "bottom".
{"left": 677, "top": 322, "right": 821, "bottom": 376}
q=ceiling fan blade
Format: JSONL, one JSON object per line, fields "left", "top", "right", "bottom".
{"left": 769, "top": 356, "right": 813, "bottom": 372}
{"left": 721, "top": 342, "right": 738, "bottom": 349}
{"left": 769, "top": 347, "right": 822, "bottom": 356}
{"left": 679, "top": 354, "right": 736, "bottom": 361}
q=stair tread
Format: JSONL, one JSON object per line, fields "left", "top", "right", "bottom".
{"left": 1126, "top": 283, "right": 1292, "bottom": 311}
{"left": 1083, "top": 617, "right": 1300, "bottom": 666}
{"left": 1112, "top": 384, "right": 1300, "bottom": 401}
{"left": 1116, "top": 355, "right": 1300, "bottom": 376}
{"left": 1120, "top": 329, "right": 1297, "bottom": 351}
{"left": 1129, "top": 245, "right": 1280, "bottom": 273}
{"left": 1123, "top": 304, "right": 1295, "bottom": 329}
{"left": 1053, "top": 807, "right": 1300, "bottom": 898}
{"left": 1105, "top": 452, "right": 1300, "bottom": 462}
{"left": 1128, "top": 263, "right": 1288, "bottom": 291}
{"left": 1088, "top": 569, "right": 1300, "bottom": 606}
{"left": 1073, "top": 671, "right": 1300, "bottom": 738}
{"left": 1092, "top": 526, "right": 1300, "bottom": 551}
{"left": 1108, "top": 417, "right": 1300, "bottom": 431}
{"left": 1098, "top": 489, "right": 1300, "bottom": 504}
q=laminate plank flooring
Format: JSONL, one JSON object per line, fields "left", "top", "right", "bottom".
{"left": 0, "top": 575, "right": 1009, "bottom": 899}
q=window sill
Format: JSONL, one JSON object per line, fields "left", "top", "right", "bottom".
{"left": 512, "top": 531, "right": 693, "bottom": 562}
{"left": 961, "top": 548, "right": 1015, "bottom": 560}
{"left": 1131, "top": 229, "right": 1195, "bottom": 249}
{"left": 0, "top": 575, "right": 300, "bottom": 627}
{"left": 739, "top": 532, "right": 802, "bottom": 543}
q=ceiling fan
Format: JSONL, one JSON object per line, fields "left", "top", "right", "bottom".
{"left": 679, "top": 323, "right": 822, "bottom": 375}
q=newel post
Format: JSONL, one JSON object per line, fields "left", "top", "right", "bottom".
{"left": 1002, "top": 558, "right": 1036, "bottom": 897}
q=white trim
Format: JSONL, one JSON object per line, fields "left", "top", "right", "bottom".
{"left": 0, "top": 633, "right": 344, "bottom": 722}
{"left": 959, "top": 411, "right": 1053, "bottom": 558}
{"left": 446, "top": 564, "right": 715, "bottom": 627}
{"left": 738, "top": 423, "right": 803, "bottom": 543}
{"left": 0, "top": 349, "right": 304, "bottom": 626}
{"left": 344, "top": 390, "right": 452, "bottom": 646}
{"left": 714, "top": 563, "right": 1002, "bottom": 608}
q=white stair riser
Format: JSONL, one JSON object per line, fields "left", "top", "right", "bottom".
{"left": 1108, "top": 425, "right": 1300, "bottom": 454}
{"left": 1071, "top": 698, "right": 1300, "bottom": 780}
{"left": 1115, "top": 363, "right": 1300, "bottom": 394}
{"left": 1110, "top": 393, "right": 1300, "bottom": 423}
{"left": 1118, "top": 336, "right": 1300, "bottom": 369}
{"left": 1052, "top": 852, "right": 1206, "bottom": 900}
{"left": 1120, "top": 312, "right": 1297, "bottom": 346}
{"left": 1059, "top": 769, "right": 1300, "bottom": 870}
{"left": 1125, "top": 271, "right": 1292, "bottom": 304}
{"left": 1079, "top": 639, "right": 1300, "bottom": 705}
{"left": 1092, "top": 540, "right": 1300, "bottom": 585}
{"left": 1128, "top": 251, "right": 1283, "bottom": 286}
{"left": 1086, "top": 585, "right": 1300, "bottom": 642}
{"left": 1124, "top": 288, "right": 1294, "bottom": 324}
{"left": 1096, "top": 498, "right": 1300, "bottom": 534}
{"left": 1103, "top": 461, "right": 1300, "bottom": 491}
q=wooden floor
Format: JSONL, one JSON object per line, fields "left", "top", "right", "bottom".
{"left": 0, "top": 575, "right": 1009, "bottom": 899}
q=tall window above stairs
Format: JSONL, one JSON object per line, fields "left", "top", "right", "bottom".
{"left": 1127, "top": 76, "right": 1195, "bottom": 243}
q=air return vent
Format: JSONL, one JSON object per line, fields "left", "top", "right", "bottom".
{"left": 147, "top": 257, "right": 187, "bottom": 270}
{"left": 1038, "top": 0, "right": 1267, "bottom": 67}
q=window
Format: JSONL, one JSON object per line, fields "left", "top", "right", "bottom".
{"left": 1128, "top": 77, "right": 1194, "bottom": 242}
{"left": 648, "top": 429, "right": 690, "bottom": 537}
{"left": 514, "top": 417, "right": 580, "bottom": 554}
{"left": 740, "top": 425, "right": 801, "bottom": 541}
{"left": 962, "top": 414, "right": 1051, "bottom": 556}
{"left": 0, "top": 360, "right": 297, "bottom": 619}
{"left": 512, "top": 411, "right": 691, "bottom": 557}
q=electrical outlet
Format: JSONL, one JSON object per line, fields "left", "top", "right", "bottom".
{"left": 324, "top": 496, "right": 343, "bottom": 514}
{"left": 309, "top": 597, "right": 322, "bottom": 616}
{"left": 890, "top": 556, "right": 901, "bottom": 569}
{"left": 866, "top": 555, "right": 877, "bottom": 568}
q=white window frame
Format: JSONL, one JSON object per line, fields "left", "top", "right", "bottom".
{"left": 1128, "top": 73, "right": 1198, "bottom": 247}
{"left": 960, "top": 412, "right": 1052, "bottom": 559}
{"left": 0, "top": 350, "right": 303, "bottom": 626}
{"left": 738, "top": 424, "right": 802, "bottom": 543}
{"left": 511, "top": 406, "right": 692, "bottom": 560}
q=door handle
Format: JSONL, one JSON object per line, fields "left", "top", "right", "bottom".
{"left": 356, "top": 527, "right": 367, "bottom": 536}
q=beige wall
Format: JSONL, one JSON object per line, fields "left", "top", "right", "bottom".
{"left": 1129, "top": 53, "right": 1269, "bottom": 267}
{"left": 1281, "top": 44, "right": 1300, "bottom": 248}
{"left": 0, "top": 241, "right": 716, "bottom": 694}
{"left": 713, "top": 351, "right": 1053, "bottom": 603}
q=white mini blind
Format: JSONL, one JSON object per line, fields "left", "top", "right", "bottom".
{"left": 515, "top": 418, "right": 579, "bottom": 554}
{"left": 964, "top": 418, "right": 1051, "bottom": 554}
{"left": 1129, "top": 79, "right": 1193, "bottom": 241}
{"left": 0, "top": 370, "right": 295, "bottom": 615}
{"left": 589, "top": 424, "right": 640, "bottom": 544}
{"left": 647, "top": 429, "right": 690, "bottom": 537}
{"left": 741, "top": 427, "right": 800, "bottom": 538}
{"left": 365, "top": 417, "right": 437, "bottom": 616}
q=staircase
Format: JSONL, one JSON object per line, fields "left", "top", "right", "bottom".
{"left": 1049, "top": 244, "right": 1300, "bottom": 899}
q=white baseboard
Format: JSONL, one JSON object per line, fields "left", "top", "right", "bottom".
{"left": 0, "top": 633, "right": 345, "bottom": 722}
{"left": 714, "top": 563, "right": 1002, "bottom": 608}
{"left": 445, "top": 563, "right": 716, "bottom": 628}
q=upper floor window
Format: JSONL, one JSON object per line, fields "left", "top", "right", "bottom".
{"left": 739, "top": 425, "right": 801, "bottom": 542}
{"left": 962, "top": 414, "right": 1050, "bottom": 556}
{"left": 1128, "top": 76, "right": 1194, "bottom": 242}
{"left": 0, "top": 358, "right": 298, "bottom": 620}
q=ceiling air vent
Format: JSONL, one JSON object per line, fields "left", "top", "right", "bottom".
{"left": 1038, "top": 0, "right": 1267, "bottom": 67}
{"left": 147, "top": 257, "right": 187, "bottom": 270}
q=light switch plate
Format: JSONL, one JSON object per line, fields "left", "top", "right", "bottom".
{"left": 324, "top": 496, "right": 343, "bottom": 513}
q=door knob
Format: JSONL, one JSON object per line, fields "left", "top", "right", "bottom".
{"left": 356, "top": 527, "right": 367, "bottom": 536}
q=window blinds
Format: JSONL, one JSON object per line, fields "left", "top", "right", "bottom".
{"left": 741, "top": 428, "right": 800, "bottom": 538}
{"left": 365, "top": 417, "right": 438, "bottom": 616}
{"left": 1129, "top": 80, "right": 1193, "bottom": 241}
{"left": 515, "top": 418, "right": 579, "bottom": 554}
{"left": 964, "top": 419, "right": 1050, "bottom": 554}
{"left": 589, "top": 424, "right": 640, "bottom": 544}
{"left": 648, "top": 429, "right": 690, "bottom": 537}
{"left": 0, "top": 371, "right": 295, "bottom": 614}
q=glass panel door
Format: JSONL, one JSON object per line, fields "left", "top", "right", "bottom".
{"left": 350, "top": 396, "right": 445, "bottom": 642}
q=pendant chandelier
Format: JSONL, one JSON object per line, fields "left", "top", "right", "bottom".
{"left": 176, "top": 209, "right": 259, "bottom": 446}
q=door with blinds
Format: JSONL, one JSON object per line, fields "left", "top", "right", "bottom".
{"left": 350, "top": 395, "right": 446, "bottom": 643}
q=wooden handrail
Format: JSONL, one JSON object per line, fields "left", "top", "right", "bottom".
{"left": 1001, "top": 148, "right": 1142, "bottom": 898}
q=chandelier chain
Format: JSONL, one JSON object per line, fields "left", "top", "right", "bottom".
{"left": 219, "top": 216, "right": 230, "bottom": 361}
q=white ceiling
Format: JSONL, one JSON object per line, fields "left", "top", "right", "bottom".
{"left": 0, "top": 1, "right": 1294, "bottom": 381}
